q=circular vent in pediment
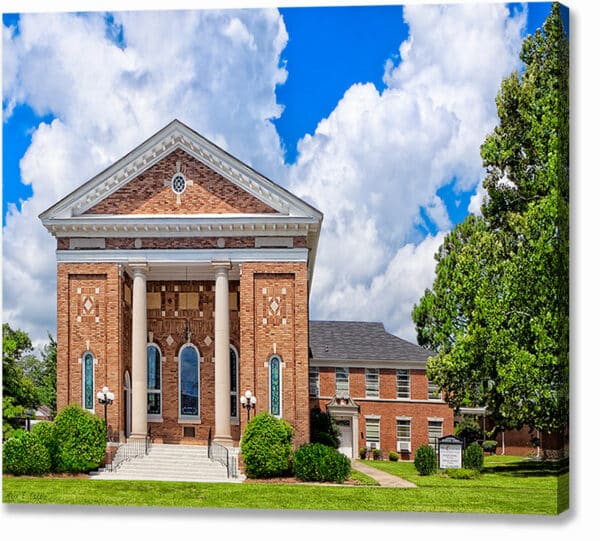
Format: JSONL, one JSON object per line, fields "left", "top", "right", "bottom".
{"left": 171, "top": 172, "right": 187, "bottom": 194}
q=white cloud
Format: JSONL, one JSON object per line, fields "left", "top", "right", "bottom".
{"left": 2, "top": 9, "right": 288, "bottom": 346}
{"left": 289, "top": 3, "right": 525, "bottom": 339}
{"left": 2, "top": 4, "right": 526, "bottom": 347}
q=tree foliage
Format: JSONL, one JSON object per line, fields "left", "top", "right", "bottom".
{"left": 412, "top": 4, "right": 568, "bottom": 434}
{"left": 3, "top": 324, "right": 58, "bottom": 439}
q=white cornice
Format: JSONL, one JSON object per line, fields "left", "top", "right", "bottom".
{"left": 43, "top": 214, "right": 317, "bottom": 238}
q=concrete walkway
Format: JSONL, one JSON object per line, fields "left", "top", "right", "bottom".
{"left": 351, "top": 460, "right": 417, "bottom": 488}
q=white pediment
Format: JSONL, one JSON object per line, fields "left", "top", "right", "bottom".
{"left": 39, "top": 119, "right": 322, "bottom": 225}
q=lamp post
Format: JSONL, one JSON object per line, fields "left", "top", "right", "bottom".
{"left": 240, "top": 389, "right": 257, "bottom": 421}
{"left": 97, "top": 386, "right": 114, "bottom": 441}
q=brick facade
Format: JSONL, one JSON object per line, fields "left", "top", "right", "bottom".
{"left": 85, "top": 148, "right": 277, "bottom": 215}
{"left": 239, "top": 262, "right": 310, "bottom": 448}
{"left": 46, "top": 120, "right": 460, "bottom": 461}
{"left": 311, "top": 366, "right": 453, "bottom": 459}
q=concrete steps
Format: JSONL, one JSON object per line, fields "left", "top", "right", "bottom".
{"left": 91, "top": 443, "right": 243, "bottom": 483}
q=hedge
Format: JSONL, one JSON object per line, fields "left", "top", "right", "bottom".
{"left": 292, "top": 443, "right": 351, "bottom": 483}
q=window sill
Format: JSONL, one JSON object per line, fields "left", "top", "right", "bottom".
{"left": 148, "top": 417, "right": 163, "bottom": 423}
{"left": 178, "top": 418, "right": 201, "bottom": 424}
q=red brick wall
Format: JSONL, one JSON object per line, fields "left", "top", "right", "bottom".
{"left": 143, "top": 279, "right": 241, "bottom": 444}
{"left": 239, "top": 262, "right": 309, "bottom": 448}
{"left": 313, "top": 366, "right": 453, "bottom": 459}
{"left": 85, "top": 149, "right": 277, "bottom": 215}
{"left": 56, "top": 263, "right": 121, "bottom": 438}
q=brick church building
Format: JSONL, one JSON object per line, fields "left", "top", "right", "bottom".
{"left": 40, "top": 119, "right": 454, "bottom": 460}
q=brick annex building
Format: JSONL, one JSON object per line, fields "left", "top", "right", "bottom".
{"left": 39, "top": 119, "right": 456, "bottom": 460}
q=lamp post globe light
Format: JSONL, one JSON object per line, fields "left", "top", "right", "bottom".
{"left": 240, "top": 389, "right": 257, "bottom": 421}
{"left": 97, "top": 386, "right": 114, "bottom": 441}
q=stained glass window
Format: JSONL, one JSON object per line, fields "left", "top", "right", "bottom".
{"left": 269, "top": 355, "right": 281, "bottom": 417}
{"left": 179, "top": 345, "right": 200, "bottom": 418}
{"left": 83, "top": 352, "right": 94, "bottom": 411}
{"left": 230, "top": 346, "right": 238, "bottom": 419}
{"left": 147, "top": 344, "right": 161, "bottom": 416}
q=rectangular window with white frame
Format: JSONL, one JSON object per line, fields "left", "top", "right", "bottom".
{"left": 309, "top": 366, "right": 320, "bottom": 397}
{"left": 396, "top": 369, "right": 410, "bottom": 399}
{"left": 365, "top": 368, "right": 379, "bottom": 398}
{"left": 335, "top": 367, "right": 349, "bottom": 395}
{"left": 365, "top": 417, "right": 380, "bottom": 450}
{"left": 396, "top": 418, "right": 411, "bottom": 453}
{"left": 428, "top": 379, "right": 441, "bottom": 400}
{"left": 428, "top": 420, "right": 443, "bottom": 448}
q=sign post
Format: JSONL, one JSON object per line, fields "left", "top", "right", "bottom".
{"left": 438, "top": 435, "right": 464, "bottom": 469}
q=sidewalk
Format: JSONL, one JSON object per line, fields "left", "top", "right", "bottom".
{"left": 351, "top": 460, "right": 417, "bottom": 488}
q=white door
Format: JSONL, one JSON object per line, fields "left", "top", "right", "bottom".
{"left": 336, "top": 419, "right": 353, "bottom": 458}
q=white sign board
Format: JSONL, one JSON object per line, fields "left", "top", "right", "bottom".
{"left": 439, "top": 443, "right": 462, "bottom": 469}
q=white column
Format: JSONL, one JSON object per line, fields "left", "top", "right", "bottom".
{"left": 130, "top": 264, "right": 148, "bottom": 440}
{"left": 212, "top": 259, "right": 233, "bottom": 445}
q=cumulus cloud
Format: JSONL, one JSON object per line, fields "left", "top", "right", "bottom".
{"left": 2, "top": 9, "right": 288, "bottom": 346}
{"left": 290, "top": 3, "right": 525, "bottom": 340}
{"left": 2, "top": 4, "right": 526, "bottom": 347}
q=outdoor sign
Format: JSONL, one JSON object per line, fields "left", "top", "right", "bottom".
{"left": 438, "top": 435, "right": 464, "bottom": 469}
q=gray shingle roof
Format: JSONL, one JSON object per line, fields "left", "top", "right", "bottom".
{"left": 309, "top": 320, "right": 433, "bottom": 363}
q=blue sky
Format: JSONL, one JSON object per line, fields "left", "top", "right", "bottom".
{"left": 2, "top": 1, "right": 563, "bottom": 349}
{"left": 3, "top": 2, "right": 554, "bottom": 227}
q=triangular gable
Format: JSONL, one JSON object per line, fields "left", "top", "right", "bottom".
{"left": 83, "top": 147, "right": 279, "bottom": 216}
{"left": 39, "top": 119, "right": 321, "bottom": 222}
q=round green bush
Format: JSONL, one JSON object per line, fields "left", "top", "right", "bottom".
{"left": 241, "top": 412, "right": 294, "bottom": 478}
{"left": 3, "top": 431, "right": 52, "bottom": 475}
{"left": 53, "top": 404, "right": 106, "bottom": 473}
{"left": 388, "top": 451, "right": 399, "bottom": 462}
{"left": 463, "top": 442, "right": 484, "bottom": 471}
{"left": 31, "top": 421, "right": 58, "bottom": 471}
{"left": 292, "top": 443, "right": 351, "bottom": 483}
{"left": 482, "top": 440, "right": 498, "bottom": 454}
{"left": 414, "top": 444, "right": 437, "bottom": 475}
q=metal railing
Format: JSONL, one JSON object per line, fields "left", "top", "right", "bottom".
{"left": 207, "top": 428, "right": 236, "bottom": 479}
{"left": 106, "top": 433, "right": 152, "bottom": 472}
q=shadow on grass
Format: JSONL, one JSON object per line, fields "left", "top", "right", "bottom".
{"left": 483, "top": 457, "right": 569, "bottom": 477}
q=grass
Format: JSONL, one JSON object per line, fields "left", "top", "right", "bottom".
{"left": 2, "top": 456, "right": 568, "bottom": 515}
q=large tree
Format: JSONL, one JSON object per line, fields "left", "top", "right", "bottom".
{"left": 3, "top": 324, "right": 38, "bottom": 439}
{"left": 412, "top": 3, "right": 568, "bottom": 434}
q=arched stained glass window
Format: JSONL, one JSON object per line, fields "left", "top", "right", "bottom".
{"left": 147, "top": 344, "right": 162, "bottom": 417}
{"left": 269, "top": 355, "right": 282, "bottom": 417}
{"left": 230, "top": 346, "right": 239, "bottom": 421}
{"left": 83, "top": 352, "right": 94, "bottom": 411}
{"left": 179, "top": 344, "right": 200, "bottom": 419}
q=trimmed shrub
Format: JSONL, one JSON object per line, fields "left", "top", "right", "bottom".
{"left": 53, "top": 404, "right": 106, "bottom": 473}
{"left": 241, "top": 412, "right": 294, "bottom": 478}
{"left": 3, "top": 430, "right": 52, "bottom": 475}
{"left": 464, "top": 442, "right": 484, "bottom": 471}
{"left": 293, "top": 443, "right": 351, "bottom": 483}
{"left": 372, "top": 448, "right": 381, "bottom": 460}
{"left": 359, "top": 447, "right": 367, "bottom": 459}
{"left": 31, "top": 421, "right": 58, "bottom": 471}
{"left": 414, "top": 444, "right": 437, "bottom": 476}
{"left": 482, "top": 440, "right": 498, "bottom": 454}
{"left": 388, "top": 451, "right": 399, "bottom": 462}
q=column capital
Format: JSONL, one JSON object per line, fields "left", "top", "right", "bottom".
{"left": 128, "top": 260, "right": 148, "bottom": 278}
{"left": 211, "top": 259, "right": 232, "bottom": 272}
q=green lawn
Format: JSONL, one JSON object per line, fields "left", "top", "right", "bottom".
{"left": 2, "top": 456, "right": 568, "bottom": 515}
